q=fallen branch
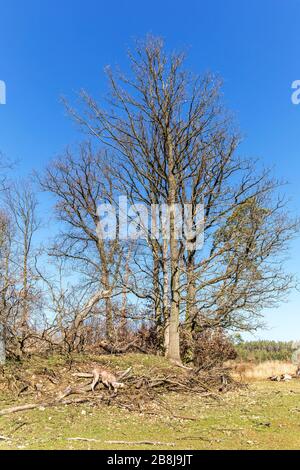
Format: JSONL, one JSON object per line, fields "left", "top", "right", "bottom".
{"left": 118, "top": 367, "right": 132, "bottom": 381}
{"left": 0, "top": 403, "right": 41, "bottom": 415}
{"left": 57, "top": 383, "right": 94, "bottom": 400}
{"left": 104, "top": 440, "right": 175, "bottom": 447}
{"left": 0, "top": 397, "right": 90, "bottom": 416}
{"left": 66, "top": 437, "right": 175, "bottom": 446}
{"left": 176, "top": 435, "right": 212, "bottom": 442}
{"left": 67, "top": 437, "right": 100, "bottom": 442}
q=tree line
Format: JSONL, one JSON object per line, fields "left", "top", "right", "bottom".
{"left": 235, "top": 340, "right": 297, "bottom": 363}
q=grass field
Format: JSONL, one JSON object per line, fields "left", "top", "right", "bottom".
{"left": 0, "top": 355, "right": 300, "bottom": 450}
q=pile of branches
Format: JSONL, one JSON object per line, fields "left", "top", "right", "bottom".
{"left": 0, "top": 360, "right": 240, "bottom": 416}
{"left": 124, "top": 366, "right": 235, "bottom": 396}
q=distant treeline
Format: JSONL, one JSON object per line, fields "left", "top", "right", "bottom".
{"left": 235, "top": 340, "right": 296, "bottom": 362}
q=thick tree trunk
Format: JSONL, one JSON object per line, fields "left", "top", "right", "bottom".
{"left": 167, "top": 249, "right": 181, "bottom": 363}
{"left": 121, "top": 274, "right": 128, "bottom": 335}
{"left": 97, "top": 240, "right": 114, "bottom": 341}
{"left": 162, "top": 239, "right": 170, "bottom": 354}
{"left": 105, "top": 297, "right": 113, "bottom": 340}
{"left": 21, "top": 238, "right": 29, "bottom": 352}
{"left": 166, "top": 139, "right": 181, "bottom": 363}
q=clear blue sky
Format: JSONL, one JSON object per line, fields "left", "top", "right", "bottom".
{"left": 0, "top": 0, "right": 299, "bottom": 340}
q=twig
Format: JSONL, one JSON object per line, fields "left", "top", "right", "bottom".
{"left": 67, "top": 437, "right": 100, "bottom": 442}
{"left": 104, "top": 440, "right": 175, "bottom": 446}
{"left": 10, "top": 422, "right": 28, "bottom": 434}
{"left": 66, "top": 438, "right": 175, "bottom": 446}
{"left": 176, "top": 435, "right": 212, "bottom": 442}
{"left": 118, "top": 367, "right": 132, "bottom": 381}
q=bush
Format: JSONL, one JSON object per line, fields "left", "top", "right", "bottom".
{"left": 181, "top": 328, "right": 237, "bottom": 368}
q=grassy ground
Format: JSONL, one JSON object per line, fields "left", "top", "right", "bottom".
{"left": 0, "top": 354, "right": 300, "bottom": 450}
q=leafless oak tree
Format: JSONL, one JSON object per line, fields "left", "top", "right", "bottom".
{"left": 64, "top": 36, "right": 298, "bottom": 363}
{"left": 40, "top": 143, "right": 124, "bottom": 342}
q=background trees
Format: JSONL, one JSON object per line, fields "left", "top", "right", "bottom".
{"left": 0, "top": 180, "right": 41, "bottom": 360}
{"left": 5, "top": 181, "right": 40, "bottom": 354}
{"left": 0, "top": 210, "right": 10, "bottom": 364}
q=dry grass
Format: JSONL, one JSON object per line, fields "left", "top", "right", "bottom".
{"left": 229, "top": 360, "right": 296, "bottom": 381}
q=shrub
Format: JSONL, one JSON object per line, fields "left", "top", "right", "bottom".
{"left": 181, "top": 328, "right": 237, "bottom": 368}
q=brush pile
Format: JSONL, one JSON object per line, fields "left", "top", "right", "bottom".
{"left": 0, "top": 357, "right": 240, "bottom": 414}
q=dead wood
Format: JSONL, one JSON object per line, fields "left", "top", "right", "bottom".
{"left": 104, "top": 440, "right": 175, "bottom": 447}
{"left": 73, "top": 372, "right": 93, "bottom": 378}
{"left": 0, "top": 397, "right": 90, "bottom": 416}
{"left": 117, "top": 366, "right": 132, "bottom": 380}
{"left": 57, "top": 382, "right": 94, "bottom": 400}
{"left": 67, "top": 437, "right": 175, "bottom": 446}
{"left": 0, "top": 359, "right": 239, "bottom": 417}
{"left": 67, "top": 437, "right": 100, "bottom": 442}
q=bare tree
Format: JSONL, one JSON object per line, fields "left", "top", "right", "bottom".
{"left": 0, "top": 155, "right": 14, "bottom": 363}
{"left": 64, "top": 36, "right": 298, "bottom": 363}
{"left": 0, "top": 211, "right": 11, "bottom": 364}
{"left": 5, "top": 180, "right": 40, "bottom": 355}
{"left": 40, "top": 143, "right": 124, "bottom": 341}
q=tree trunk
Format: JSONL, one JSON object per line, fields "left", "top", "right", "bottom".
{"left": 105, "top": 297, "right": 113, "bottom": 340}
{"left": 162, "top": 238, "right": 170, "bottom": 354}
{"left": 186, "top": 253, "right": 196, "bottom": 331}
{"left": 0, "top": 324, "right": 5, "bottom": 365}
{"left": 167, "top": 245, "right": 181, "bottom": 363}
{"left": 166, "top": 139, "right": 181, "bottom": 363}
{"left": 153, "top": 247, "right": 162, "bottom": 338}
{"left": 101, "top": 268, "right": 113, "bottom": 341}
{"left": 21, "top": 235, "right": 29, "bottom": 347}
{"left": 121, "top": 266, "right": 129, "bottom": 335}
{"left": 97, "top": 240, "right": 113, "bottom": 341}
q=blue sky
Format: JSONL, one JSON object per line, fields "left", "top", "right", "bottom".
{"left": 0, "top": 0, "right": 299, "bottom": 340}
